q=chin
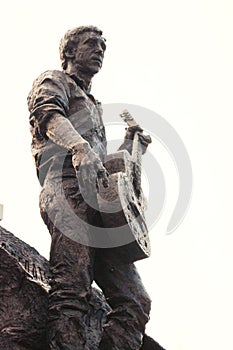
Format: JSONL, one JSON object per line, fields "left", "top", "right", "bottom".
{"left": 90, "top": 62, "right": 102, "bottom": 73}
{"left": 83, "top": 66, "right": 100, "bottom": 75}
{"left": 91, "top": 66, "right": 101, "bottom": 74}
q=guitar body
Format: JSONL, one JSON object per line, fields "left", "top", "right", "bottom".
{"left": 97, "top": 150, "right": 151, "bottom": 263}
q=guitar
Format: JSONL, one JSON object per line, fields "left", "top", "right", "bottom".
{"left": 97, "top": 110, "right": 152, "bottom": 263}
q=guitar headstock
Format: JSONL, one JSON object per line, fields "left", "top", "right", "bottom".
{"left": 120, "top": 109, "right": 138, "bottom": 127}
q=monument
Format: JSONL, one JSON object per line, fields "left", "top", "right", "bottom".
{"left": 0, "top": 26, "right": 166, "bottom": 350}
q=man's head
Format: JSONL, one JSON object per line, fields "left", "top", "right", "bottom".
{"left": 59, "top": 26, "right": 106, "bottom": 75}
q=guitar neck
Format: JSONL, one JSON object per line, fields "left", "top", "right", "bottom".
{"left": 132, "top": 132, "right": 142, "bottom": 197}
{"left": 132, "top": 131, "right": 142, "bottom": 163}
{"left": 120, "top": 110, "right": 143, "bottom": 196}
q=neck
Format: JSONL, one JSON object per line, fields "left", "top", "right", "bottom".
{"left": 65, "top": 63, "right": 94, "bottom": 91}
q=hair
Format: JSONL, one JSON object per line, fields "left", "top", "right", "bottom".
{"left": 59, "top": 26, "right": 104, "bottom": 70}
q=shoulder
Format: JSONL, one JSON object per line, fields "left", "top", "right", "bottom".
{"left": 31, "top": 69, "right": 69, "bottom": 87}
{"left": 27, "top": 70, "right": 71, "bottom": 107}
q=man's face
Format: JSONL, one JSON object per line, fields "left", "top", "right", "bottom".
{"left": 73, "top": 31, "right": 106, "bottom": 74}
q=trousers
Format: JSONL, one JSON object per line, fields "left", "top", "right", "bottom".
{"left": 39, "top": 172, "right": 151, "bottom": 350}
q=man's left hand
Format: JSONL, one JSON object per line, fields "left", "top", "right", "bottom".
{"left": 125, "top": 125, "right": 152, "bottom": 154}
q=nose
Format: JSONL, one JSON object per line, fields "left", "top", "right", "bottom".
{"left": 95, "top": 43, "right": 104, "bottom": 55}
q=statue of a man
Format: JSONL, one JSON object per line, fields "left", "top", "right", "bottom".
{"left": 28, "top": 26, "right": 151, "bottom": 350}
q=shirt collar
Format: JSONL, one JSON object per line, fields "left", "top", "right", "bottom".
{"left": 66, "top": 72, "right": 92, "bottom": 94}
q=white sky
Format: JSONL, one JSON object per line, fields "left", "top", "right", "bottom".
{"left": 1, "top": 1, "right": 233, "bottom": 349}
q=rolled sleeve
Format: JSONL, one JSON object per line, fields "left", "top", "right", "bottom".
{"left": 28, "top": 70, "right": 70, "bottom": 136}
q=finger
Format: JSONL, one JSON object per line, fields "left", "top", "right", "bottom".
{"left": 138, "top": 133, "right": 152, "bottom": 144}
{"left": 91, "top": 154, "right": 104, "bottom": 172}
{"left": 97, "top": 168, "right": 109, "bottom": 188}
{"left": 128, "top": 125, "right": 143, "bottom": 133}
{"left": 102, "top": 176, "right": 109, "bottom": 188}
{"left": 143, "top": 134, "right": 152, "bottom": 143}
{"left": 97, "top": 168, "right": 109, "bottom": 178}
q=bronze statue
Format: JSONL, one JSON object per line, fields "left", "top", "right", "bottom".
{"left": 28, "top": 26, "right": 152, "bottom": 350}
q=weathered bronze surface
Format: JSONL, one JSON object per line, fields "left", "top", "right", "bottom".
{"left": 27, "top": 26, "right": 158, "bottom": 349}
{"left": 0, "top": 226, "right": 165, "bottom": 350}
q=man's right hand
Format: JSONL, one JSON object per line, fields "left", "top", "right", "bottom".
{"left": 72, "top": 142, "right": 109, "bottom": 190}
